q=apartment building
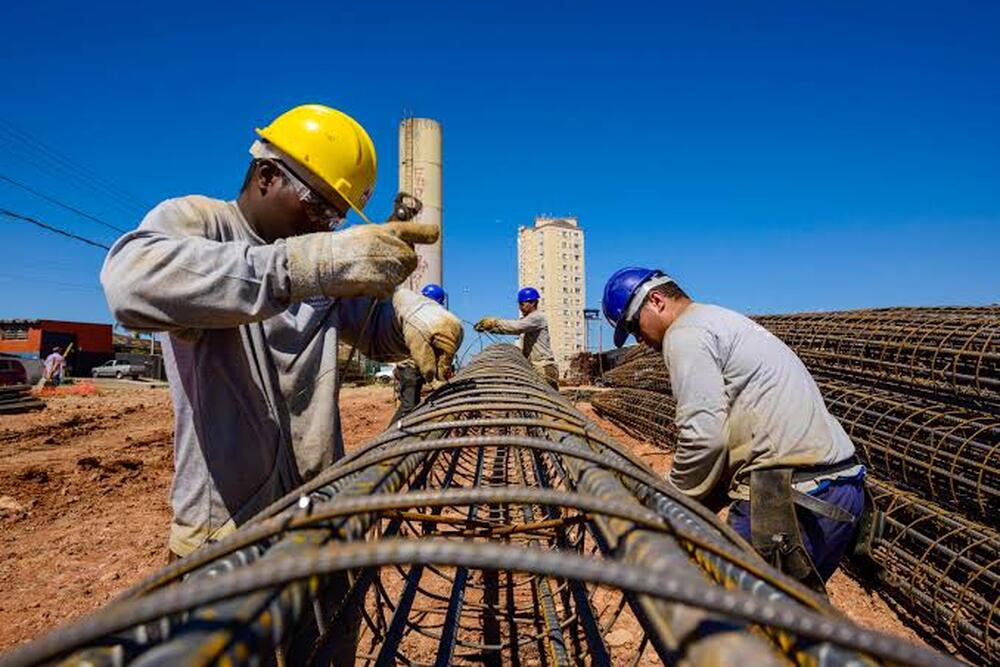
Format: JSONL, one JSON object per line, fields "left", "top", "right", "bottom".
{"left": 516, "top": 216, "right": 585, "bottom": 374}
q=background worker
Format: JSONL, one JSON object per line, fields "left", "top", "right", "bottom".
{"left": 101, "top": 104, "right": 463, "bottom": 559}
{"left": 475, "top": 287, "right": 559, "bottom": 389}
{"left": 602, "top": 267, "right": 864, "bottom": 591}
{"left": 389, "top": 283, "right": 449, "bottom": 424}
{"left": 43, "top": 346, "right": 65, "bottom": 386}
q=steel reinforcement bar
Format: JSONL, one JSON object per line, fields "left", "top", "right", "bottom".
{"left": 754, "top": 306, "right": 1000, "bottom": 408}
{"left": 592, "top": 387, "right": 677, "bottom": 449}
{"left": 0, "top": 346, "right": 954, "bottom": 667}
{"left": 816, "top": 376, "right": 999, "bottom": 521}
{"left": 861, "top": 477, "right": 1000, "bottom": 665}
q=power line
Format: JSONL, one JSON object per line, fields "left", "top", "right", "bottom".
{"left": 0, "top": 119, "right": 150, "bottom": 216}
{"left": 0, "top": 173, "right": 127, "bottom": 233}
{"left": 0, "top": 272, "right": 103, "bottom": 293}
{"left": 0, "top": 207, "right": 111, "bottom": 250}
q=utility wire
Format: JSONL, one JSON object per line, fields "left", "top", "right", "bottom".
{"left": 0, "top": 173, "right": 127, "bottom": 233}
{"left": 0, "top": 207, "right": 111, "bottom": 250}
{"left": 0, "top": 272, "right": 103, "bottom": 293}
{"left": 0, "top": 119, "right": 150, "bottom": 216}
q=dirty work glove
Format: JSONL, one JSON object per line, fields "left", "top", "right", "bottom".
{"left": 286, "top": 222, "right": 440, "bottom": 301}
{"left": 474, "top": 317, "right": 499, "bottom": 333}
{"left": 393, "top": 289, "right": 464, "bottom": 381}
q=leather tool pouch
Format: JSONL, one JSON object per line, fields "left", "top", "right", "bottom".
{"left": 750, "top": 468, "right": 827, "bottom": 594}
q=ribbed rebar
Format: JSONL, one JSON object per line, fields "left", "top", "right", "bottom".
{"left": 0, "top": 345, "right": 953, "bottom": 667}
{"left": 755, "top": 306, "right": 1000, "bottom": 409}
{"left": 592, "top": 387, "right": 677, "bottom": 448}
{"left": 815, "top": 376, "right": 999, "bottom": 520}
{"left": 861, "top": 478, "right": 1000, "bottom": 664}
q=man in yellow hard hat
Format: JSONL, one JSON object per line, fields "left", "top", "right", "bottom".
{"left": 101, "top": 104, "right": 463, "bottom": 558}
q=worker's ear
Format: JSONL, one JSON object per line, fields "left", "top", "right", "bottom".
{"left": 254, "top": 160, "right": 283, "bottom": 196}
{"left": 646, "top": 290, "right": 668, "bottom": 313}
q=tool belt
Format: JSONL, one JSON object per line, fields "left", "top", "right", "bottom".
{"left": 749, "top": 459, "right": 858, "bottom": 593}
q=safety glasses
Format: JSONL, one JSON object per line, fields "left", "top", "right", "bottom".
{"left": 268, "top": 159, "right": 349, "bottom": 229}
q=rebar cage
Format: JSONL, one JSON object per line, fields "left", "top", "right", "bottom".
{"left": 0, "top": 345, "right": 954, "bottom": 667}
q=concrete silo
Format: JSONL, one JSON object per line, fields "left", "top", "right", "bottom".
{"left": 399, "top": 117, "right": 442, "bottom": 290}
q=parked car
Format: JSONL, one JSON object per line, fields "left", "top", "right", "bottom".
{"left": 373, "top": 364, "right": 395, "bottom": 385}
{"left": 0, "top": 358, "right": 27, "bottom": 386}
{"left": 91, "top": 359, "right": 145, "bottom": 380}
{"left": 0, "top": 354, "right": 43, "bottom": 384}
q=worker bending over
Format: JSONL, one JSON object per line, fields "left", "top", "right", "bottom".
{"left": 101, "top": 105, "right": 463, "bottom": 559}
{"left": 602, "top": 267, "right": 864, "bottom": 590}
{"left": 475, "top": 287, "right": 559, "bottom": 389}
{"left": 389, "top": 283, "right": 449, "bottom": 424}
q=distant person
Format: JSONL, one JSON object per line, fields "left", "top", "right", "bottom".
{"left": 44, "top": 347, "right": 66, "bottom": 386}
{"left": 475, "top": 287, "right": 559, "bottom": 389}
{"left": 101, "top": 104, "right": 462, "bottom": 559}
{"left": 602, "top": 267, "right": 864, "bottom": 591}
{"left": 388, "top": 284, "right": 450, "bottom": 425}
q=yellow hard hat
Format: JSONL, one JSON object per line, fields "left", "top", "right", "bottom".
{"left": 256, "top": 104, "right": 377, "bottom": 223}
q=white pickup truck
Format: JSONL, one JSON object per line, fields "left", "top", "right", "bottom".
{"left": 91, "top": 359, "right": 145, "bottom": 380}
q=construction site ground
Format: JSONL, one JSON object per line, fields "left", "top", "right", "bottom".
{"left": 0, "top": 383, "right": 925, "bottom": 652}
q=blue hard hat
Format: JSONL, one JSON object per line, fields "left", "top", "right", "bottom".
{"left": 421, "top": 283, "right": 446, "bottom": 305}
{"left": 517, "top": 286, "right": 540, "bottom": 303}
{"left": 602, "top": 267, "right": 664, "bottom": 347}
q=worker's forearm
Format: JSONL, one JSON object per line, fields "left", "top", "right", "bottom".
{"left": 101, "top": 229, "right": 295, "bottom": 332}
{"left": 667, "top": 409, "right": 728, "bottom": 499}
{"left": 489, "top": 313, "right": 542, "bottom": 335}
{"left": 663, "top": 324, "right": 729, "bottom": 500}
{"left": 337, "top": 292, "right": 410, "bottom": 361}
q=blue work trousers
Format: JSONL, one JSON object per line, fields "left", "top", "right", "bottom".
{"left": 728, "top": 477, "right": 865, "bottom": 581}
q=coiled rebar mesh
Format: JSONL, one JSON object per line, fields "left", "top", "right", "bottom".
{"left": 815, "top": 376, "right": 999, "bottom": 521}
{"left": 864, "top": 477, "right": 1000, "bottom": 663}
{"left": 592, "top": 387, "right": 677, "bottom": 449}
{"left": 0, "top": 345, "right": 954, "bottom": 667}
{"left": 754, "top": 306, "right": 1000, "bottom": 409}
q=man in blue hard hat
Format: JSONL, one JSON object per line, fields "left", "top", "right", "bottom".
{"left": 389, "top": 284, "right": 451, "bottom": 425}
{"left": 421, "top": 283, "right": 447, "bottom": 307}
{"left": 474, "top": 287, "right": 559, "bottom": 389}
{"left": 601, "top": 267, "right": 864, "bottom": 591}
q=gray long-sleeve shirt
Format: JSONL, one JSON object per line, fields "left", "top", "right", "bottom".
{"left": 663, "top": 303, "right": 855, "bottom": 502}
{"left": 101, "top": 195, "right": 410, "bottom": 555}
{"left": 489, "top": 311, "right": 556, "bottom": 368}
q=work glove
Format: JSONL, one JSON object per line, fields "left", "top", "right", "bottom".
{"left": 393, "top": 289, "right": 464, "bottom": 381}
{"left": 286, "top": 222, "right": 440, "bottom": 301}
{"left": 474, "top": 317, "right": 500, "bottom": 333}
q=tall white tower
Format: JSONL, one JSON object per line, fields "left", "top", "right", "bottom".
{"left": 399, "top": 118, "right": 443, "bottom": 290}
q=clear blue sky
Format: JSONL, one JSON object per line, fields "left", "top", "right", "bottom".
{"left": 1, "top": 1, "right": 997, "bottom": 359}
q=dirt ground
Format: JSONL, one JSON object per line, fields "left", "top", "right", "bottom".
{"left": 0, "top": 383, "right": 924, "bottom": 654}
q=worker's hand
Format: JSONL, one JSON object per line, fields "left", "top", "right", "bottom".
{"left": 286, "top": 223, "right": 440, "bottom": 301}
{"left": 394, "top": 290, "right": 464, "bottom": 381}
{"left": 474, "top": 317, "right": 499, "bottom": 332}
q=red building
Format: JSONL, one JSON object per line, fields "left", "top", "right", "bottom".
{"left": 0, "top": 319, "right": 114, "bottom": 375}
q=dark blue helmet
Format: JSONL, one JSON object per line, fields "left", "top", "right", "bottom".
{"left": 421, "top": 283, "right": 446, "bottom": 305}
{"left": 602, "top": 267, "right": 670, "bottom": 347}
{"left": 517, "top": 286, "right": 540, "bottom": 303}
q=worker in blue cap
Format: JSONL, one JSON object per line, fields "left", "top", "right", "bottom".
{"left": 601, "top": 267, "right": 865, "bottom": 592}
{"left": 389, "top": 283, "right": 450, "bottom": 424}
{"left": 475, "top": 287, "right": 559, "bottom": 389}
{"left": 420, "top": 283, "right": 447, "bottom": 306}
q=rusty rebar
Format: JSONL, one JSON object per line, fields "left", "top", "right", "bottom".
{"left": 0, "top": 345, "right": 953, "bottom": 667}
{"left": 860, "top": 477, "right": 1000, "bottom": 664}
{"left": 755, "top": 306, "right": 1000, "bottom": 409}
